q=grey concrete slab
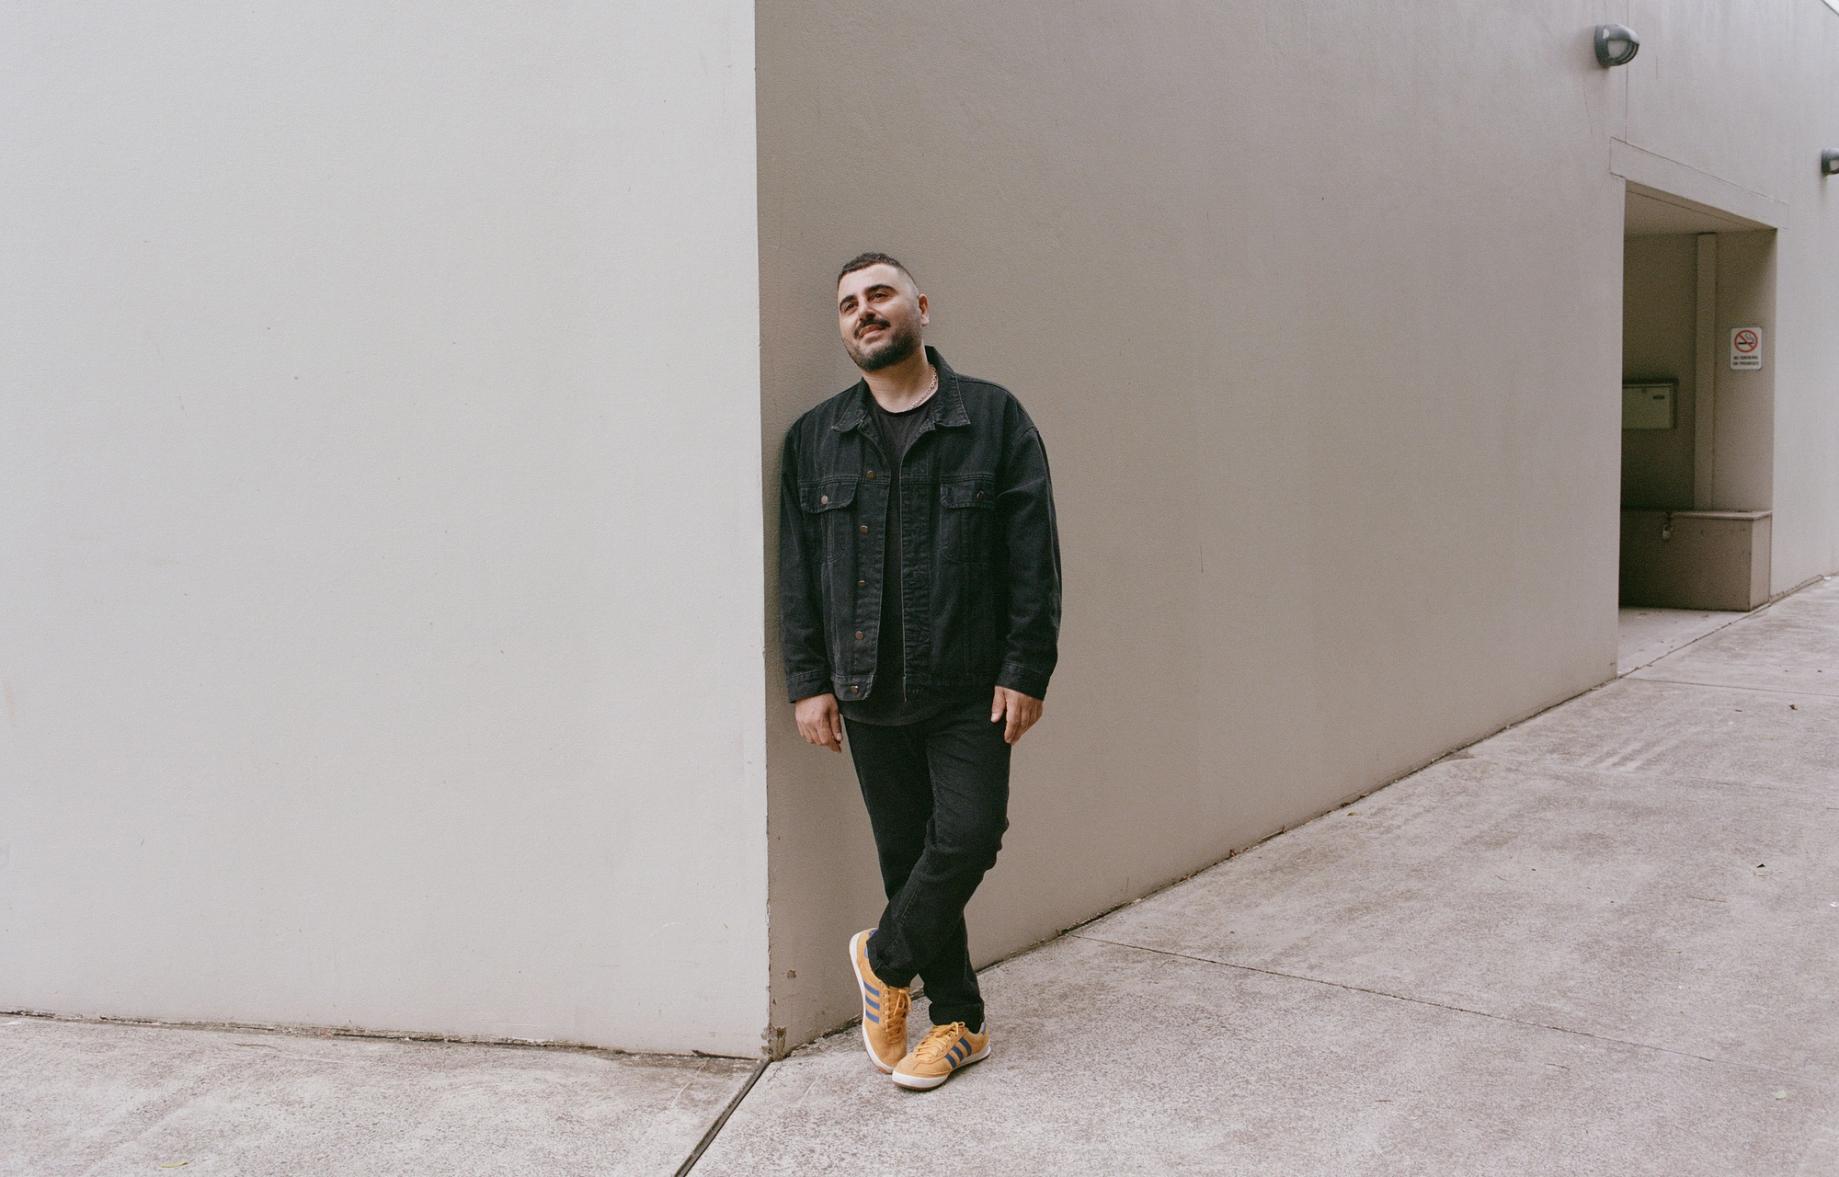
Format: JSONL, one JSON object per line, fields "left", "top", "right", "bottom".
{"left": 1617, "top": 606, "right": 1744, "bottom": 676}
{"left": 1472, "top": 677, "right": 1839, "bottom": 787}
{"left": 0, "top": 1017, "right": 752, "bottom": 1177}
{"left": 695, "top": 936, "right": 1836, "bottom": 1177}
{"left": 1760, "top": 575, "right": 1839, "bottom": 619}
{"left": 1631, "top": 577, "right": 1839, "bottom": 697}
{"left": 697, "top": 583, "right": 1839, "bottom": 1174}
{"left": 1080, "top": 755, "right": 1839, "bottom": 1079}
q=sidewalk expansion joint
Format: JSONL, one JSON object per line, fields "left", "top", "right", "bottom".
{"left": 674, "top": 1057, "right": 770, "bottom": 1175}
{"left": 1624, "top": 675, "right": 1838, "bottom": 700}
{"left": 1070, "top": 932, "right": 1808, "bottom": 1081}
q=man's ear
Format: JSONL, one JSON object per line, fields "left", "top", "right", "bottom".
{"left": 917, "top": 292, "right": 929, "bottom": 326}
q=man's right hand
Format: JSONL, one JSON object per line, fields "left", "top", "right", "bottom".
{"left": 794, "top": 692, "right": 845, "bottom": 753}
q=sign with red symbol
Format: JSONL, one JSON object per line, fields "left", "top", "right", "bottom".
{"left": 1730, "top": 327, "right": 1763, "bottom": 370}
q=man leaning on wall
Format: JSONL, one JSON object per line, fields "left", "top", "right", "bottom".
{"left": 777, "top": 252, "right": 1063, "bottom": 1091}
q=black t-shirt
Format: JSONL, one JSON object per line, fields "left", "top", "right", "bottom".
{"left": 840, "top": 393, "right": 983, "bottom": 726}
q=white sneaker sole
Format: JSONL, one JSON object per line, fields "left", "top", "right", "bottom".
{"left": 892, "top": 1041, "right": 990, "bottom": 1090}
{"left": 850, "top": 930, "right": 898, "bottom": 1075}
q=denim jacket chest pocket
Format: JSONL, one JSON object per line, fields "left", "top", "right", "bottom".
{"left": 798, "top": 476, "right": 859, "bottom": 566}
{"left": 938, "top": 474, "right": 997, "bottom": 564}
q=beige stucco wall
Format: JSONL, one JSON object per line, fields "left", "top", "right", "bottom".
{"left": 759, "top": 0, "right": 1839, "bottom": 1049}
{"left": 7, "top": 0, "right": 1833, "bottom": 1061}
{"left": 1622, "top": 0, "right": 1839, "bottom": 584}
{"left": 1769, "top": 3, "right": 1839, "bottom": 585}
{"left": 2, "top": 3, "right": 768, "bottom": 1054}
{"left": 1621, "top": 235, "right": 1698, "bottom": 508}
{"left": 757, "top": 1, "right": 1633, "bottom": 1048}
{"left": 1708, "top": 231, "right": 1779, "bottom": 515}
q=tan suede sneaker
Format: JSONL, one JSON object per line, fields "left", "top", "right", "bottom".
{"left": 892, "top": 1021, "right": 990, "bottom": 1090}
{"left": 850, "top": 929, "right": 909, "bottom": 1073}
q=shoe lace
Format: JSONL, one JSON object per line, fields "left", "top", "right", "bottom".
{"left": 885, "top": 985, "right": 909, "bottom": 1022}
{"left": 913, "top": 1022, "right": 965, "bottom": 1063}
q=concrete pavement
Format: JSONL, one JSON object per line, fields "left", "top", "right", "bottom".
{"left": 699, "top": 579, "right": 1839, "bottom": 1175}
{"left": 1, "top": 1018, "right": 752, "bottom": 1177}
{"left": 8, "top": 577, "right": 1837, "bottom": 1175}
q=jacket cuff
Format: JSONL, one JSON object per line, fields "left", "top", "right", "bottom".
{"left": 786, "top": 670, "right": 831, "bottom": 704}
{"left": 996, "top": 662, "right": 1050, "bottom": 701}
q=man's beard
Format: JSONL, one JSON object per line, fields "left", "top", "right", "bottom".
{"left": 845, "top": 319, "right": 921, "bottom": 372}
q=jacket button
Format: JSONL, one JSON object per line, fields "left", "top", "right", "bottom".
{"left": 975, "top": 490, "right": 985, "bottom": 501}
{"left": 854, "top": 630, "right": 865, "bottom": 640}
{"left": 848, "top": 685, "right": 860, "bottom": 694}
{"left": 858, "top": 524, "right": 869, "bottom": 535}
{"left": 819, "top": 494, "right": 829, "bottom": 506}
{"left": 857, "top": 579, "right": 867, "bottom": 588}
{"left": 866, "top": 470, "right": 876, "bottom": 479}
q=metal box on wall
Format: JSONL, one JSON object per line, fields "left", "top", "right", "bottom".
{"left": 1622, "top": 381, "right": 1676, "bottom": 430}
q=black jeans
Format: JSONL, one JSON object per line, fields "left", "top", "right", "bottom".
{"left": 845, "top": 693, "right": 1011, "bottom": 1030}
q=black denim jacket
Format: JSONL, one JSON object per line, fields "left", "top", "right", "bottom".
{"left": 778, "top": 348, "right": 1061, "bottom": 706}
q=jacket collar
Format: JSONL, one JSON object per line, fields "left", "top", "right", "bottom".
{"left": 832, "top": 346, "right": 971, "bottom": 433}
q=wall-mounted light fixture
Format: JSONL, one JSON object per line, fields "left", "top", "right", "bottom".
{"left": 1823, "top": 150, "right": 1839, "bottom": 177}
{"left": 1594, "top": 24, "right": 1640, "bottom": 67}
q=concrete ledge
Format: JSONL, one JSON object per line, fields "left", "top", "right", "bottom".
{"left": 1620, "top": 509, "right": 1771, "bottom": 611}
{"left": 1610, "top": 140, "right": 1788, "bottom": 229}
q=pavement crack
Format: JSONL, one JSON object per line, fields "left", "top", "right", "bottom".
{"left": 1069, "top": 932, "right": 1808, "bottom": 1080}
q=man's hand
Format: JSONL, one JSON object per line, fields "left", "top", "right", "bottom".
{"left": 794, "top": 692, "right": 845, "bottom": 753}
{"left": 990, "top": 686, "right": 1044, "bottom": 745}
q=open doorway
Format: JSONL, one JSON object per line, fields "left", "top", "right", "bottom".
{"left": 1617, "top": 185, "right": 1776, "bottom": 674}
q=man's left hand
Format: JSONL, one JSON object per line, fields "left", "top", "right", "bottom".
{"left": 990, "top": 686, "right": 1044, "bottom": 745}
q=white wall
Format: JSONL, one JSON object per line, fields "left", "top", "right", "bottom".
{"left": 756, "top": 0, "right": 1839, "bottom": 1050}
{"left": 1771, "top": 1, "right": 1839, "bottom": 585}
{"left": 757, "top": 0, "right": 1629, "bottom": 1048}
{"left": 1, "top": 2, "right": 768, "bottom": 1055}
{"left": 1622, "top": 0, "right": 1839, "bottom": 587}
{"left": 1621, "top": 235, "right": 1698, "bottom": 509}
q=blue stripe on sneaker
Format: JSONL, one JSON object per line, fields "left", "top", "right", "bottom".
{"left": 864, "top": 993, "right": 879, "bottom": 1010}
{"left": 864, "top": 1010, "right": 880, "bottom": 1023}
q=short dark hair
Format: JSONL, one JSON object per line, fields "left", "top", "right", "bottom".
{"left": 836, "top": 251, "right": 916, "bottom": 287}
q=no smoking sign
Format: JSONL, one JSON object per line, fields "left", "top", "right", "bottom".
{"left": 1730, "top": 326, "right": 1763, "bottom": 370}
